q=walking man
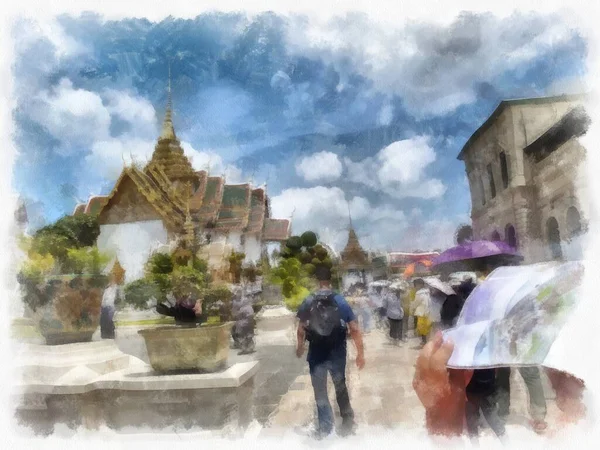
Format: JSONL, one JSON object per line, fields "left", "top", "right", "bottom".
{"left": 296, "top": 266, "right": 365, "bottom": 439}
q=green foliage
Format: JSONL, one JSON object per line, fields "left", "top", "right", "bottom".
{"left": 31, "top": 214, "right": 100, "bottom": 262}
{"left": 203, "top": 284, "right": 233, "bottom": 318}
{"left": 286, "top": 235, "right": 303, "bottom": 250}
{"left": 284, "top": 286, "right": 310, "bottom": 312}
{"left": 170, "top": 265, "right": 205, "bottom": 302}
{"left": 124, "top": 279, "right": 163, "bottom": 310}
{"left": 242, "top": 263, "right": 262, "bottom": 282}
{"left": 228, "top": 251, "right": 245, "bottom": 284}
{"left": 147, "top": 252, "right": 174, "bottom": 275}
{"left": 273, "top": 230, "right": 339, "bottom": 303}
{"left": 300, "top": 231, "right": 318, "bottom": 248}
{"left": 63, "top": 247, "right": 110, "bottom": 274}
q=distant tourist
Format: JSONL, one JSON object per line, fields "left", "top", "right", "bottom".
{"left": 233, "top": 285, "right": 256, "bottom": 355}
{"left": 412, "top": 278, "right": 432, "bottom": 346}
{"left": 353, "top": 283, "right": 372, "bottom": 334}
{"left": 296, "top": 266, "right": 365, "bottom": 439}
{"left": 100, "top": 274, "right": 123, "bottom": 339}
{"left": 383, "top": 286, "right": 404, "bottom": 345}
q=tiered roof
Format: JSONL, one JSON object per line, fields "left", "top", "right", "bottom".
{"left": 214, "top": 184, "right": 251, "bottom": 231}
{"left": 246, "top": 188, "right": 266, "bottom": 234}
{"left": 340, "top": 228, "right": 370, "bottom": 270}
{"left": 263, "top": 218, "right": 291, "bottom": 242}
{"left": 79, "top": 75, "right": 291, "bottom": 242}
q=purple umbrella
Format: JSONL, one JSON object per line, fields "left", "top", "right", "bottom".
{"left": 432, "top": 240, "right": 523, "bottom": 272}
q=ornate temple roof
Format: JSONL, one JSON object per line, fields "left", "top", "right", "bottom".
{"left": 97, "top": 166, "right": 186, "bottom": 230}
{"left": 79, "top": 72, "right": 291, "bottom": 242}
{"left": 145, "top": 73, "right": 197, "bottom": 184}
{"left": 194, "top": 176, "right": 225, "bottom": 227}
{"left": 84, "top": 196, "right": 109, "bottom": 215}
{"left": 340, "top": 228, "right": 370, "bottom": 270}
{"left": 73, "top": 203, "right": 86, "bottom": 215}
{"left": 263, "top": 218, "right": 291, "bottom": 242}
{"left": 245, "top": 188, "right": 266, "bottom": 234}
{"left": 189, "top": 170, "right": 208, "bottom": 210}
{"left": 214, "top": 184, "right": 252, "bottom": 231}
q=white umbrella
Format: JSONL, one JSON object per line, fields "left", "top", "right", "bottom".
{"left": 389, "top": 280, "right": 409, "bottom": 292}
{"left": 369, "top": 280, "right": 391, "bottom": 287}
{"left": 424, "top": 277, "right": 455, "bottom": 296}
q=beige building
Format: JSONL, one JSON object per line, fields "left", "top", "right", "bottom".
{"left": 458, "top": 94, "right": 590, "bottom": 263}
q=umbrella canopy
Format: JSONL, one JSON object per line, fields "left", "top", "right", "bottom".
{"left": 424, "top": 277, "right": 455, "bottom": 296}
{"left": 432, "top": 240, "right": 522, "bottom": 273}
{"left": 434, "top": 240, "right": 521, "bottom": 265}
{"left": 444, "top": 260, "right": 585, "bottom": 370}
{"left": 369, "top": 280, "right": 391, "bottom": 288}
{"left": 390, "top": 280, "right": 409, "bottom": 292}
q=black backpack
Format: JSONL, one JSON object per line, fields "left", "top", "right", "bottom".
{"left": 306, "top": 292, "right": 345, "bottom": 345}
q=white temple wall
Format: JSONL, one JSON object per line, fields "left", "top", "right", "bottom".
{"left": 226, "top": 231, "right": 243, "bottom": 251}
{"left": 243, "top": 235, "right": 261, "bottom": 263}
{"left": 97, "top": 220, "right": 169, "bottom": 282}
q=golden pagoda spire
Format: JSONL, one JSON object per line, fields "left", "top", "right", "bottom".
{"left": 160, "top": 61, "right": 176, "bottom": 140}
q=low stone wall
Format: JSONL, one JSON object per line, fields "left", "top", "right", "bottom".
{"left": 14, "top": 341, "right": 259, "bottom": 435}
{"left": 16, "top": 379, "right": 255, "bottom": 433}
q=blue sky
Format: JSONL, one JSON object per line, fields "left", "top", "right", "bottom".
{"left": 11, "top": 11, "right": 587, "bottom": 251}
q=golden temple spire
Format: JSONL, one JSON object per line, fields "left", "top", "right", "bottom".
{"left": 160, "top": 61, "right": 176, "bottom": 140}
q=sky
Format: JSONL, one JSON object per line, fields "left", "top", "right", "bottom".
{"left": 10, "top": 9, "right": 588, "bottom": 252}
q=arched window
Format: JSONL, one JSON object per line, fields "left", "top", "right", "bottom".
{"left": 491, "top": 231, "right": 501, "bottom": 241}
{"left": 478, "top": 177, "right": 486, "bottom": 206}
{"left": 487, "top": 164, "right": 496, "bottom": 198}
{"left": 505, "top": 224, "right": 517, "bottom": 249}
{"left": 546, "top": 217, "right": 563, "bottom": 260}
{"left": 566, "top": 206, "right": 582, "bottom": 238}
{"left": 499, "top": 152, "right": 509, "bottom": 189}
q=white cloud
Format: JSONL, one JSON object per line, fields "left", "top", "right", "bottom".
{"left": 269, "top": 184, "right": 465, "bottom": 252}
{"left": 86, "top": 137, "right": 156, "bottom": 180}
{"left": 181, "top": 142, "right": 244, "bottom": 183}
{"left": 345, "top": 136, "right": 446, "bottom": 199}
{"left": 377, "top": 103, "right": 394, "bottom": 126}
{"left": 285, "top": 11, "right": 580, "bottom": 116}
{"left": 29, "top": 78, "right": 111, "bottom": 152}
{"left": 270, "top": 186, "right": 406, "bottom": 251}
{"left": 103, "top": 89, "right": 158, "bottom": 137}
{"left": 296, "top": 151, "right": 343, "bottom": 183}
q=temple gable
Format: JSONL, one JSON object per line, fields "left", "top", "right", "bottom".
{"left": 98, "top": 175, "right": 164, "bottom": 226}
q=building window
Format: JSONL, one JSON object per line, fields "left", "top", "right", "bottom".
{"left": 505, "top": 224, "right": 517, "bottom": 249}
{"left": 491, "top": 231, "right": 501, "bottom": 241}
{"left": 487, "top": 164, "right": 496, "bottom": 198}
{"left": 478, "top": 177, "right": 486, "bottom": 206}
{"left": 546, "top": 217, "right": 563, "bottom": 260}
{"left": 499, "top": 152, "right": 509, "bottom": 189}
{"left": 566, "top": 206, "right": 582, "bottom": 238}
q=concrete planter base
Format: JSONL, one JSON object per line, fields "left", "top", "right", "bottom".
{"left": 139, "top": 322, "right": 233, "bottom": 373}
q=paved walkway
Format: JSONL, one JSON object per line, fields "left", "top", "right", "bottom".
{"left": 261, "top": 327, "right": 563, "bottom": 438}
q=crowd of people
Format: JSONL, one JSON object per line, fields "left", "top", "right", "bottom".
{"left": 295, "top": 266, "right": 586, "bottom": 441}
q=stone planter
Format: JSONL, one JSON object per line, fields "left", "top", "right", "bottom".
{"left": 29, "top": 275, "right": 107, "bottom": 346}
{"left": 138, "top": 322, "right": 233, "bottom": 373}
{"left": 256, "top": 305, "right": 295, "bottom": 332}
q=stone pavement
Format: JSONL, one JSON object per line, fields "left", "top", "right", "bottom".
{"left": 261, "top": 327, "right": 563, "bottom": 438}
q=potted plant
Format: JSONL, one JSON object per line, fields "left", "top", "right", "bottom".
{"left": 135, "top": 250, "right": 234, "bottom": 373}
{"left": 18, "top": 246, "right": 110, "bottom": 345}
{"left": 17, "top": 215, "right": 111, "bottom": 345}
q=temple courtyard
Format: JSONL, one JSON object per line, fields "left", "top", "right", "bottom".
{"left": 13, "top": 320, "right": 563, "bottom": 439}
